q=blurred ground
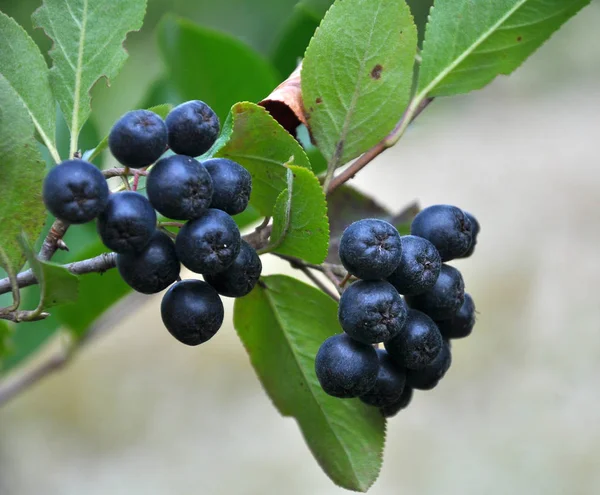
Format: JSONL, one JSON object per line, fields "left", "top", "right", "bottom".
{"left": 1, "top": 4, "right": 600, "bottom": 495}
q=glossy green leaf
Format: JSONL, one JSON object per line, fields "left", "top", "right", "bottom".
{"left": 210, "top": 102, "right": 311, "bottom": 216}
{"left": 0, "top": 11, "right": 58, "bottom": 160}
{"left": 302, "top": 0, "right": 417, "bottom": 169}
{"left": 0, "top": 76, "right": 47, "bottom": 274}
{"left": 234, "top": 275, "right": 385, "bottom": 491}
{"left": 269, "top": 166, "right": 329, "bottom": 264}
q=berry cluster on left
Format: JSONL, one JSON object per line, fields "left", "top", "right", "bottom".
{"left": 41, "top": 100, "right": 262, "bottom": 346}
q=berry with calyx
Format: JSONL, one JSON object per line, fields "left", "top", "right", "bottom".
{"left": 204, "top": 241, "right": 262, "bottom": 298}
{"left": 203, "top": 158, "right": 252, "bottom": 215}
{"left": 161, "top": 280, "right": 224, "bottom": 346}
{"left": 379, "top": 386, "right": 413, "bottom": 418}
{"left": 410, "top": 205, "right": 472, "bottom": 261}
{"left": 338, "top": 280, "right": 407, "bottom": 344}
{"left": 387, "top": 235, "right": 442, "bottom": 296}
{"left": 146, "top": 154, "right": 213, "bottom": 220}
{"left": 436, "top": 293, "right": 476, "bottom": 339}
{"left": 385, "top": 309, "right": 443, "bottom": 370}
{"left": 42, "top": 159, "right": 109, "bottom": 224}
{"left": 459, "top": 212, "right": 480, "bottom": 258}
{"left": 315, "top": 333, "right": 379, "bottom": 398}
{"left": 97, "top": 192, "right": 157, "bottom": 254}
{"left": 108, "top": 110, "right": 167, "bottom": 168}
{"left": 406, "top": 339, "right": 452, "bottom": 390}
{"left": 338, "top": 219, "right": 402, "bottom": 280}
{"left": 405, "top": 264, "right": 465, "bottom": 320}
{"left": 117, "top": 230, "right": 180, "bottom": 294}
{"left": 165, "top": 100, "right": 220, "bottom": 157}
{"left": 360, "top": 349, "right": 407, "bottom": 408}
{"left": 175, "top": 209, "right": 241, "bottom": 275}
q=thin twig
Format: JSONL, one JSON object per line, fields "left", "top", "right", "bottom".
{"left": 297, "top": 266, "right": 339, "bottom": 301}
{"left": 38, "top": 220, "right": 69, "bottom": 261}
{"left": 102, "top": 168, "right": 148, "bottom": 179}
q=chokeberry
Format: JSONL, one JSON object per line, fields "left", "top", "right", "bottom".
{"left": 406, "top": 339, "right": 452, "bottom": 390}
{"left": 338, "top": 280, "right": 407, "bottom": 344}
{"left": 436, "top": 293, "right": 476, "bottom": 339}
{"left": 385, "top": 309, "right": 443, "bottom": 370}
{"left": 204, "top": 241, "right": 262, "bottom": 297}
{"left": 203, "top": 158, "right": 252, "bottom": 215}
{"left": 360, "top": 349, "right": 407, "bottom": 408}
{"left": 165, "top": 100, "right": 220, "bottom": 157}
{"left": 161, "top": 279, "right": 224, "bottom": 346}
{"left": 42, "top": 159, "right": 109, "bottom": 224}
{"left": 410, "top": 205, "right": 472, "bottom": 261}
{"left": 459, "top": 212, "right": 480, "bottom": 258}
{"left": 116, "top": 230, "right": 180, "bottom": 294}
{"left": 146, "top": 154, "right": 213, "bottom": 220}
{"left": 175, "top": 209, "right": 241, "bottom": 275}
{"left": 387, "top": 235, "right": 442, "bottom": 296}
{"left": 379, "top": 386, "right": 413, "bottom": 418}
{"left": 108, "top": 110, "right": 167, "bottom": 168}
{"left": 405, "top": 264, "right": 465, "bottom": 320}
{"left": 97, "top": 191, "right": 157, "bottom": 254}
{"left": 315, "top": 333, "right": 378, "bottom": 398}
{"left": 338, "top": 219, "right": 402, "bottom": 280}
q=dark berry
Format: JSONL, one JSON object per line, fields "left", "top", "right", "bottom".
{"left": 405, "top": 264, "right": 465, "bottom": 320}
{"left": 406, "top": 339, "right": 452, "bottom": 390}
{"left": 338, "top": 219, "right": 402, "bottom": 280}
{"left": 161, "top": 279, "right": 224, "bottom": 346}
{"left": 203, "top": 158, "right": 252, "bottom": 215}
{"left": 459, "top": 212, "right": 480, "bottom": 258}
{"left": 338, "top": 280, "right": 407, "bottom": 344}
{"left": 410, "top": 205, "right": 472, "bottom": 261}
{"left": 385, "top": 309, "right": 443, "bottom": 370}
{"left": 387, "top": 235, "right": 442, "bottom": 296}
{"left": 116, "top": 230, "right": 180, "bottom": 294}
{"left": 42, "top": 159, "right": 109, "bottom": 224}
{"left": 315, "top": 333, "right": 378, "bottom": 398}
{"left": 204, "top": 241, "right": 261, "bottom": 297}
{"left": 175, "top": 209, "right": 241, "bottom": 275}
{"left": 165, "top": 100, "right": 220, "bottom": 157}
{"left": 108, "top": 110, "right": 167, "bottom": 168}
{"left": 436, "top": 293, "right": 476, "bottom": 339}
{"left": 360, "top": 349, "right": 407, "bottom": 408}
{"left": 380, "top": 386, "right": 413, "bottom": 418}
{"left": 146, "top": 154, "right": 213, "bottom": 220}
{"left": 97, "top": 191, "right": 157, "bottom": 254}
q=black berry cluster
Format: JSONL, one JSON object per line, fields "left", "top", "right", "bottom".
{"left": 42, "top": 100, "right": 261, "bottom": 346}
{"left": 315, "top": 205, "right": 480, "bottom": 417}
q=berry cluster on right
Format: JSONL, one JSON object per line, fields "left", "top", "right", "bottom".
{"left": 315, "top": 205, "right": 480, "bottom": 418}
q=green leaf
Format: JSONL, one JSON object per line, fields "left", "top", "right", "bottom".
{"left": 32, "top": 0, "right": 147, "bottom": 153}
{"left": 302, "top": 0, "right": 417, "bottom": 169}
{"left": 157, "top": 15, "right": 279, "bottom": 123}
{"left": 0, "top": 11, "right": 58, "bottom": 161}
{"left": 0, "top": 321, "right": 11, "bottom": 365}
{"left": 211, "top": 102, "right": 311, "bottom": 216}
{"left": 234, "top": 275, "right": 385, "bottom": 492}
{"left": 417, "top": 0, "right": 591, "bottom": 99}
{"left": 269, "top": 166, "right": 329, "bottom": 264}
{"left": 0, "top": 76, "right": 47, "bottom": 274}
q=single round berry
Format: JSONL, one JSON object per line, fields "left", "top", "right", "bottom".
{"left": 42, "top": 159, "right": 109, "bottom": 224}
{"left": 338, "top": 280, "right": 407, "bottom": 344}
{"left": 385, "top": 309, "right": 443, "bottom": 370}
{"left": 405, "top": 264, "right": 465, "bottom": 320}
{"left": 338, "top": 219, "right": 402, "bottom": 280}
{"left": 459, "top": 212, "right": 480, "bottom": 258}
{"left": 379, "top": 386, "right": 413, "bottom": 418}
{"left": 175, "top": 209, "right": 241, "bottom": 275}
{"left": 203, "top": 158, "right": 252, "bottom": 215}
{"left": 436, "top": 293, "right": 476, "bottom": 339}
{"left": 116, "top": 230, "right": 180, "bottom": 294}
{"left": 410, "top": 205, "right": 472, "bottom": 261}
{"left": 165, "top": 100, "right": 220, "bottom": 157}
{"left": 161, "top": 279, "right": 224, "bottom": 346}
{"left": 204, "top": 241, "right": 262, "bottom": 297}
{"left": 387, "top": 235, "right": 442, "bottom": 296}
{"left": 360, "top": 349, "right": 407, "bottom": 408}
{"left": 146, "top": 154, "right": 213, "bottom": 220}
{"left": 406, "top": 339, "right": 452, "bottom": 390}
{"left": 315, "top": 333, "right": 379, "bottom": 398}
{"left": 108, "top": 110, "right": 167, "bottom": 168}
{"left": 97, "top": 191, "right": 157, "bottom": 254}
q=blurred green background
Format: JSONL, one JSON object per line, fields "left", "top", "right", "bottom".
{"left": 1, "top": 0, "right": 600, "bottom": 494}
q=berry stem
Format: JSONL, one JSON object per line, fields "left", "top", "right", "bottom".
{"left": 132, "top": 172, "right": 141, "bottom": 191}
